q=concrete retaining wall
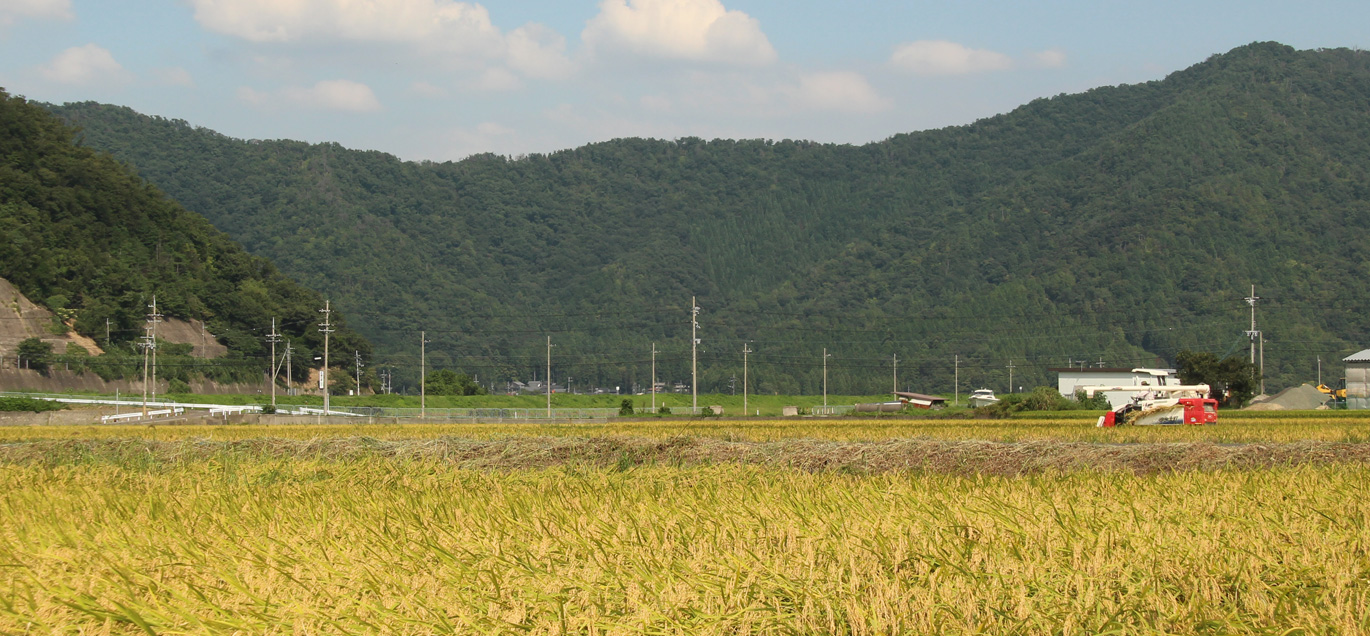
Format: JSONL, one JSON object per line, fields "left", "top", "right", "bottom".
{"left": 0, "top": 368, "right": 264, "bottom": 395}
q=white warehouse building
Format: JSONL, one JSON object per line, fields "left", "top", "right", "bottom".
{"left": 1052, "top": 367, "right": 1180, "bottom": 409}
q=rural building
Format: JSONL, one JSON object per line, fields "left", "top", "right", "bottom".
{"left": 1343, "top": 350, "right": 1370, "bottom": 410}
{"left": 1051, "top": 367, "right": 1178, "bottom": 408}
{"left": 893, "top": 392, "right": 948, "bottom": 409}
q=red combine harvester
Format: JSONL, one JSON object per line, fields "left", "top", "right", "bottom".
{"left": 1080, "top": 384, "right": 1219, "bottom": 427}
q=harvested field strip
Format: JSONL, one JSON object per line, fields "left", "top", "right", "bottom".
{"left": 6, "top": 436, "right": 1370, "bottom": 475}
{"left": 2, "top": 462, "right": 1367, "bottom": 634}
{"left": 6, "top": 415, "right": 1370, "bottom": 443}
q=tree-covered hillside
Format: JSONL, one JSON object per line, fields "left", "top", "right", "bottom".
{"left": 0, "top": 90, "right": 369, "bottom": 383}
{"left": 47, "top": 42, "right": 1370, "bottom": 394}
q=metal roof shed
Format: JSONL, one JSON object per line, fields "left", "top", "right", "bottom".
{"left": 1343, "top": 350, "right": 1370, "bottom": 409}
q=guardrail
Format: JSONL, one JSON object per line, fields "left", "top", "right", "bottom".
{"left": 101, "top": 408, "right": 186, "bottom": 423}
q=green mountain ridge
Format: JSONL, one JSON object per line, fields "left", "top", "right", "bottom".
{"left": 0, "top": 90, "right": 369, "bottom": 383}
{"left": 44, "top": 42, "right": 1370, "bottom": 394}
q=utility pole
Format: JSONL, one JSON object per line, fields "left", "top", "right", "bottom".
{"left": 140, "top": 325, "right": 153, "bottom": 416}
{"left": 319, "top": 301, "right": 333, "bottom": 416}
{"left": 267, "top": 317, "right": 281, "bottom": 409}
{"left": 1318, "top": 356, "right": 1322, "bottom": 387}
{"left": 743, "top": 342, "right": 752, "bottom": 416}
{"left": 1245, "top": 285, "right": 1261, "bottom": 391}
{"left": 954, "top": 354, "right": 959, "bottom": 406}
{"left": 691, "top": 296, "right": 699, "bottom": 415}
{"left": 147, "top": 296, "right": 162, "bottom": 403}
{"left": 546, "top": 336, "right": 554, "bottom": 417}
{"left": 893, "top": 353, "right": 898, "bottom": 393}
{"left": 823, "top": 347, "right": 831, "bottom": 406}
{"left": 355, "top": 350, "right": 363, "bottom": 396}
{"left": 1007, "top": 359, "right": 1016, "bottom": 394}
{"left": 283, "top": 340, "right": 293, "bottom": 398}
{"left": 285, "top": 341, "right": 293, "bottom": 397}
{"left": 420, "top": 331, "right": 428, "bottom": 418}
{"left": 105, "top": 318, "right": 110, "bottom": 348}
{"left": 199, "top": 319, "right": 206, "bottom": 358}
{"left": 651, "top": 342, "right": 657, "bottom": 413}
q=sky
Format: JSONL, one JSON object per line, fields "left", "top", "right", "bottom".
{"left": 1, "top": 0, "right": 1367, "bottom": 162}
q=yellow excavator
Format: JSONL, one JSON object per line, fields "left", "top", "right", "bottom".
{"left": 1317, "top": 384, "right": 1346, "bottom": 403}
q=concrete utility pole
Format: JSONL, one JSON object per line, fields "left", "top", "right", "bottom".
{"left": 140, "top": 325, "right": 153, "bottom": 416}
{"left": 823, "top": 348, "right": 832, "bottom": 407}
{"left": 743, "top": 342, "right": 752, "bottom": 417}
{"left": 420, "top": 331, "right": 428, "bottom": 418}
{"left": 651, "top": 342, "right": 657, "bottom": 413}
{"left": 319, "top": 301, "right": 333, "bottom": 415}
{"left": 1007, "top": 359, "right": 1016, "bottom": 394}
{"left": 200, "top": 319, "right": 206, "bottom": 358}
{"left": 147, "top": 296, "right": 162, "bottom": 402}
{"left": 893, "top": 353, "right": 898, "bottom": 393}
{"left": 105, "top": 318, "right": 110, "bottom": 348}
{"left": 954, "top": 354, "right": 959, "bottom": 406}
{"left": 1245, "top": 285, "right": 1262, "bottom": 392}
{"left": 267, "top": 317, "right": 281, "bottom": 409}
{"left": 1318, "top": 356, "right": 1322, "bottom": 387}
{"left": 691, "top": 296, "right": 699, "bottom": 415}
{"left": 285, "top": 341, "right": 293, "bottom": 397}
{"left": 355, "top": 350, "right": 363, "bottom": 395}
{"left": 546, "top": 336, "right": 554, "bottom": 417}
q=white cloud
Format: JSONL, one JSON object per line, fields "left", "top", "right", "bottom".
{"left": 583, "top": 0, "right": 777, "bottom": 66}
{"left": 889, "top": 40, "right": 1012, "bottom": 76}
{"left": 188, "top": 0, "right": 573, "bottom": 80}
{"left": 0, "top": 0, "right": 72, "bottom": 25}
{"left": 188, "top": 0, "right": 499, "bottom": 46}
{"left": 153, "top": 66, "right": 195, "bottom": 87}
{"left": 788, "top": 71, "right": 891, "bottom": 113}
{"left": 467, "top": 67, "right": 522, "bottom": 92}
{"left": 1032, "top": 48, "right": 1067, "bottom": 68}
{"left": 39, "top": 44, "right": 130, "bottom": 85}
{"left": 506, "top": 23, "right": 575, "bottom": 79}
{"left": 238, "top": 79, "right": 382, "bottom": 112}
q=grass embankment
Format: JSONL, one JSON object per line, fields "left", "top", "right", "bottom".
{"left": 1, "top": 460, "right": 1366, "bottom": 633}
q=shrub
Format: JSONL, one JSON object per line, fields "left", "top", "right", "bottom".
{"left": 618, "top": 399, "right": 635, "bottom": 415}
{"left": 0, "top": 397, "right": 65, "bottom": 412}
{"left": 16, "top": 338, "right": 53, "bottom": 374}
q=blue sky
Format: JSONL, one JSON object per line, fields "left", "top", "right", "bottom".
{"left": 1, "top": 0, "right": 1366, "bottom": 161}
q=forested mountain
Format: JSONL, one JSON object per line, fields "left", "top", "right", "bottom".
{"left": 47, "top": 42, "right": 1370, "bottom": 394}
{"left": 0, "top": 90, "right": 368, "bottom": 382}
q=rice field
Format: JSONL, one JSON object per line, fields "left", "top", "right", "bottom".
{"left": 3, "top": 416, "right": 1369, "bottom": 633}
{"left": 5, "top": 412, "right": 1370, "bottom": 444}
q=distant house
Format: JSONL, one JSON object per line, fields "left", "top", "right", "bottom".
{"left": 1343, "top": 350, "right": 1370, "bottom": 410}
{"left": 893, "top": 392, "right": 947, "bottom": 409}
{"left": 1052, "top": 367, "right": 1178, "bottom": 409}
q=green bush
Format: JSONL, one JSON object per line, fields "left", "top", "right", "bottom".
{"left": 16, "top": 338, "right": 53, "bottom": 374}
{"left": 975, "top": 386, "right": 1111, "bottom": 418}
{"left": 618, "top": 399, "right": 635, "bottom": 416}
{"left": 168, "top": 378, "right": 192, "bottom": 394}
{"left": 0, "top": 397, "right": 66, "bottom": 412}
